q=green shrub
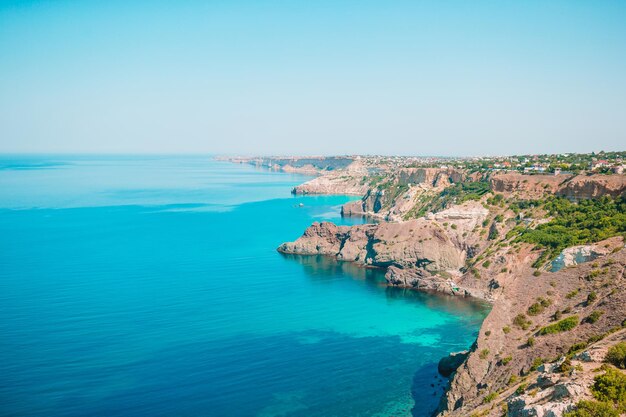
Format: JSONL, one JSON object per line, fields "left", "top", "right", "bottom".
{"left": 527, "top": 337, "right": 536, "bottom": 347}
{"left": 502, "top": 326, "right": 511, "bottom": 334}
{"left": 530, "top": 357, "right": 543, "bottom": 371}
{"left": 557, "top": 357, "right": 573, "bottom": 374}
{"left": 482, "top": 260, "right": 491, "bottom": 268}
{"left": 538, "top": 316, "right": 579, "bottom": 335}
{"left": 591, "top": 368, "right": 626, "bottom": 412}
{"left": 568, "top": 342, "right": 588, "bottom": 354}
{"left": 516, "top": 196, "right": 626, "bottom": 264}
{"left": 605, "top": 342, "right": 626, "bottom": 369}
{"left": 566, "top": 289, "right": 579, "bottom": 299}
{"left": 483, "top": 392, "right": 497, "bottom": 403}
{"left": 485, "top": 330, "right": 491, "bottom": 337}
{"left": 533, "top": 270, "right": 542, "bottom": 277}
{"left": 516, "top": 383, "right": 528, "bottom": 395}
{"left": 513, "top": 314, "right": 532, "bottom": 330}
{"left": 587, "top": 291, "right": 598, "bottom": 305}
{"left": 479, "top": 349, "right": 490, "bottom": 360}
{"left": 527, "top": 298, "right": 552, "bottom": 316}
{"left": 564, "top": 400, "right": 619, "bottom": 417}
{"left": 501, "top": 356, "right": 512, "bottom": 365}
{"left": 586, "top": 310, "right": 604, "bottom": 324}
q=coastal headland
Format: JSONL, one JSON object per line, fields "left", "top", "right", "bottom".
{"left": 226, "top": 153, "right": 626, "bottom": 417}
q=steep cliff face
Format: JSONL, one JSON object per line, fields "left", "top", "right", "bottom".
{"left": 340, "top": 168, "right": 471, "bottom": 221}
{"left": 292, "top": 160, "right": 370, "bottom": 195}
{"left": 279, "top": 201, "right": 490, "bottom": 296}
{"left": 438, "top": 240, "right": 626, "bottom": 417}
{"left": 490, "top": 172, "right": 626, "bottom": 201}
{"left": 395, "top": 168, "right": 467, "bottom": 187}
{"left": 489, "top": 173, "right": 571, "bottom": 199}
{"left": 278, "top": 219, "right": 466, "bottom": 271}
{"left": 557, "top": 174, "right": 626, "bottom": 200}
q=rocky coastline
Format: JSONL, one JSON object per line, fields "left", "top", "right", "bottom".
{"left": 271, "top": 157, "right": 626, "bottom": 417}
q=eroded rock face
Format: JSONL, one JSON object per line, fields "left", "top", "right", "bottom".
{"left": 395, "top": 168, "right": 467, "bottom": 187}
{"left": 490, "top": 173, "right": 571, "bottom": 199}
{"left": 557, "top": 174, "right": 626, "bottom": 200}
{"left": 279, "top": 202, "right": 490, "bottom": 276}
{"left": 438, "top": 248, "right": 626, "bottom": 417}
{"left": 490, "top": 172, "right": 626, "bottom": 201}
{"left": 278, "top": 219, "right": 467, "bottom": 271}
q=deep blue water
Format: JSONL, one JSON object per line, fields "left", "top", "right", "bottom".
{"left": 0, "top": 156, "right": 489, "bottom": 417}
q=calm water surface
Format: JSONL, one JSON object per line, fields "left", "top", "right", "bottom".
{"left": 0, "top": 155, "right": 489, "bottom": 417}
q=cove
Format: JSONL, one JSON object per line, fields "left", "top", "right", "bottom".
{"left": 0, "top": 156, "right": 489, "bottom": 417}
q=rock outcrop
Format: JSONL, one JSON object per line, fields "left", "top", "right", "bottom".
{"left": 489, "top": 173, "right": 572, "bottom": 199}
{"left": 292, "top": 160, "right": 370, "bottom": 195}
{"left": 279, "top": 201, "right": 495, "bottom": 304}
{"left": 437, "top": 246, "right": 626, "bottom": 416}
{"left": 557, "top": 174, "right": 626, "bottom": 200}
{"left": 438, "top": 351, "right": 470, "bottom": 378}
{"left": 490, "top": 172, "right": 626, "bottom": 201}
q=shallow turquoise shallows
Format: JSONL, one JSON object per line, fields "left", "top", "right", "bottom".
{"left": 0, "top": 156, "right": 489, "bottom": 417}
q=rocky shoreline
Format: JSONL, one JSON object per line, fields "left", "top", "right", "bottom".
{"left": 271, "top": 159, "right": 626, "bottom": 417}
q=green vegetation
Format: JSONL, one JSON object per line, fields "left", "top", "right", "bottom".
{"left": 501, "top": 356, "right": 512, "bottom": 365}
{"left": 591, "top": 368, "right": 626, "bottom": 413}
{"left": 568, "top": 341, "right": 589, "bottom": 355}
{"left": 538, "top": 316, "right": 579, "bottom": 335}
{"left": 479, "top": 349, "right": 490, "bottom": 360}
{"left": 566, "top": 289, "right": 579, "bottom": 299}
{"left": 516, "top": 383, "right": 528, "bottom": 395}
{"left": 404, "top": 180, "right": 491, "bottom": 219}
{"left": 488, "top": 225, "right": 499, "bottom": 240}
{"left": 483, "top": 392, "right": 497, "bottom": 403}
{"left": 564, "top": 400, "right": 620, "bottom": 417}
{"left": 585, "top": 310, "right": 603, "bottom": 324}
{"left": 527, "top": 337, "right": 535, "bottom": 347}
{"left": 605, "top": 342, "right": 626, "bottom": 369}
{"left": 527, "top": 297, "right": 552, "bottom": 316}
{"left": 587, "top": 291, "right": 598, "bottom": 305}
{"left": 530, "top": 357, "right": 543, "bottom": 371}
{"left": 557, "top": 357, "right": 573, "bottom": 374}
{"left": 502, "top": 326, "right": 511, "bottom": 334}
{"left": 516, "top": 196, "right": 626, "bottom": 267}
{"left": 513, "top": 313, "right": 532, "bottom": 330}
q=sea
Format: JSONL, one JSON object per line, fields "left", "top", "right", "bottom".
{"left": 0, "top": 155, "right": 489, "bottom": 417}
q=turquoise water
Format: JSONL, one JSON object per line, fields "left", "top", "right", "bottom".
{"left": 0, "top": 156, "right": 489, "bottom": 417}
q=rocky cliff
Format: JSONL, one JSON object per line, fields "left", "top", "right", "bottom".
{"left": 439, "top": 240, "right": 626, "bottom": 416}
{"left": 279, "top": 201, "right": 491, "bottom": 297}
{"left": 278, "top": 189, "right": 626, "bottom": 416}
{"left": 490, "top": 172, "right": 626, "bottom": 201}
{"left": 291, "top": 160, "right": 371, "bottom": 195}
{"left": 489, "top": 173, "right": 572, "bottom": 199}
{"left": 557, "top": 174, "right": 626, "bottom": 200}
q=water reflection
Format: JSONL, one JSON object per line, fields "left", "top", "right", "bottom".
{"left": 280, "top": 253, "right": 491, "bottom": 319}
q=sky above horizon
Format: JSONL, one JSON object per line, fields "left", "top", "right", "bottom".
{"left": 1, "top": 1, "right": 625, "bottom": 157}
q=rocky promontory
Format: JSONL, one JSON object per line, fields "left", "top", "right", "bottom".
{"left": 276, "top": 163, "right": 626, "bottom": 417}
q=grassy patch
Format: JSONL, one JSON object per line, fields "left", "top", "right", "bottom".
{"left": 538, "top": 316, "right": 579, "bottom": 335}
{"left": 516, "top": 196, "right": 626, "bottom": 267}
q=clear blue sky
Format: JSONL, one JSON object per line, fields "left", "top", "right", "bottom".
{"left": 1, "top": 0, "right": 625, "bottom": 156}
